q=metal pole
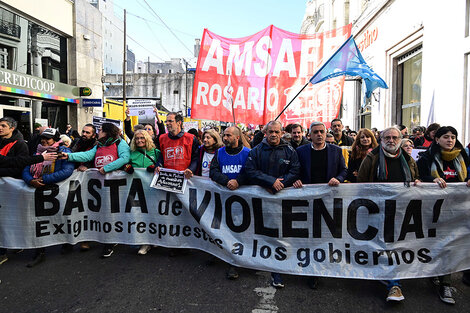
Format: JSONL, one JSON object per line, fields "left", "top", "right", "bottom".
{"left": 274, "top": 81, "right": 309, "bottom": 121}
{"left": 184, "top": 59, "right": 188, "bottom": 117}
{"left": 122, "top": 9, "right": 127, "bottom": 108}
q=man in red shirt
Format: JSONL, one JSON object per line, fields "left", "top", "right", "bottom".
{"left": 157, "top": 112, "right": 198, "bottom": 178}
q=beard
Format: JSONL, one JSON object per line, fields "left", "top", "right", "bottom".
{"left": 381, "top": 141, "right": 400, "bottom": 154}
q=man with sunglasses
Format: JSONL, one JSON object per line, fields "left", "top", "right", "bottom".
{"left": 293, "top": 121, "right": 347, "bottom": 289}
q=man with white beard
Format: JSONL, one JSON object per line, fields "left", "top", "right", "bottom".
{"left": 357, "top": 126, "right": 420, "bottom": 303}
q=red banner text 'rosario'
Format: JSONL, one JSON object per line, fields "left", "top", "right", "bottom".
{"left": 191, "top": 24, "right": 352, "bottom": 127}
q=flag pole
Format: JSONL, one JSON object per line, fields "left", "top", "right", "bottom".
{"left": 274, "top": 35, "right": 353, "bottom": 121}
{"left": 274, "top": 81, "right": 309, "bottom": 121}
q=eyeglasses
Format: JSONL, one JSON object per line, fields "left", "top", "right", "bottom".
{"left": 384, "top": 136, "right": 400, "bottom": 141}
{"left": 312, "top": 130, "right": 325, "bottom": 134}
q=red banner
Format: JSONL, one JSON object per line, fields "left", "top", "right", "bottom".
{"left": 191, "top": 24, "right": 352, "bottom": 128}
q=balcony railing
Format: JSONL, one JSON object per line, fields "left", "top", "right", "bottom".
{"left": 0, "top": 20, "right": 20, "bottom": 39}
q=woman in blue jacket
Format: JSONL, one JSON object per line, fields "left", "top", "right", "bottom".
{"left": 23, "top": 128, "right": 74, "bottom": 267}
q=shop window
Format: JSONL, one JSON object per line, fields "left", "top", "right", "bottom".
{"left": 395, "top": 46, "right": 422, "bottom": 129}
{"left": 0, "top": 45, "right": 14, "bottom": 69}
{"left": 359, "top": 101, "right": 372, "bottom": 129}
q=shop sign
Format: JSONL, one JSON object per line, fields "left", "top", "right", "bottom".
{"left": 80, "top": 87, "right": 93, "bottom": 97}
{"left": 357, "top": 27, "right": 378, "bottom": 52}
{"left": 82, "top": 99, "right": 102, "bottom": 107}
{"left": 0, "top": 68, "right": 79, "bottom": 103}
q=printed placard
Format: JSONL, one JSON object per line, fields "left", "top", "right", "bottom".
{"left": 127, "top": 99, "right": 156, "bottom": 116}
{"left": 150, "top": 168, "right": 187, "bottom": 194}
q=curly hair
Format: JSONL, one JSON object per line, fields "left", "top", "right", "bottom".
{"left": 350, "top": 128, "right": 378, "bottom": 160}
{"left": 130, "top": 129, "right": 156, "bottom": 151}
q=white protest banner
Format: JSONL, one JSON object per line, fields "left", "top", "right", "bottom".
{"left": 92, "top": 116, "right": 122, "bottom": 130}
{"left": 183, "top": 121, "right": 199, "bottom": 132}
{"left": 127, "top": 99, "right": 156, "bottom": 116}
{"left": 150, "top": 168, "right": 187, "bottom": 194}
{"left": 411, "top": 148, "right": 426, "bottom": 161}
{"left": 1, "top": 171, "right": 470, "bottom": 280}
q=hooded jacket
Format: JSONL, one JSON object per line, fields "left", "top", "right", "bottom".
{"left": 245, "top": 138, "right": 300, "bottom": 192}
{"left": 0, "top": 129, "right": 29, "bottom": 178}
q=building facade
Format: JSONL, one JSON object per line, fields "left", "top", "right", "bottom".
{"left": 104, "top": 71, "right": 194, "bottom": 115}
{"left": 89, "top": 0, "right": 123, "bottom": 74}
{"left": 302, "top": 0, "right": 470, "bottom": 144}
{"left": 0, "top": 0, "right": 104, "bottom": 137}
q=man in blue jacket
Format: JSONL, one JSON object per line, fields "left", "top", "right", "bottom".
{"left": 245, "top": 121, "right": 300, "bottom": 194}
{"left": 245, "top": 120, "right": 300, "bottom": 288}
{"left": 294, "top": 121, "right": 347, "bottom": 187}
{"left": 293, "top": 121, "right": 347, "bottom": 289}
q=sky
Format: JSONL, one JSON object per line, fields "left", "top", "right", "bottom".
{"left": 113, "top": 0, "right": 308, "bottom": 65}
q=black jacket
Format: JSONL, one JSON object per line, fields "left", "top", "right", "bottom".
{"left": 290, "top": 136, "right": 310, "bottom": 150}
{"left": 417, "top": 142, "right": 470, "bottom": 182}
{"left": 0, "top": 154, "right": 43, "bottom": 170}
{"left": 0, "top": 129, "right": 29, "bottom": 178}
{"left": 245, "top": 138, "right": 300, "bottom": 193}
{"left": 334, "top": 132, "right": 354, "bottom": 146}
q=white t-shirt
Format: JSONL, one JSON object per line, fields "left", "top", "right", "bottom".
{"left": 201, "top": 151, "right": 215, "bottom": 177}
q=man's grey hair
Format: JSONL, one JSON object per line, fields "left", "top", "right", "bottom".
{"left": 309, "top": 121, "right": 326, "bottom": 132}
{"left": 380, "top": 126, "right": 402, "bottom": 139}
{"left": 266, "top": 120, "right": 283, "bottom": 131}
{"left": 0, "top": 117, "right": 17, "bottom": 129}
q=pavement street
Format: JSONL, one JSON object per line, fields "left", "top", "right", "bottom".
{"left": 1, "top": 244, "right": 470, "bottom": 313}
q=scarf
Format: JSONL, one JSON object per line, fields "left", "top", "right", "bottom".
{"left": 377, "top": 146, "right": 412, "bottom": 182}
{"left": 431, "top": 149, "right": 467, "bottom": 182}
{"left": 98, "top": 137, "right": 119, "bottom": 147}
{"left": 30, "top": 141, "right": 62, "bottom": 179}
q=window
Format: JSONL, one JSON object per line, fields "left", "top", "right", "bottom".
{"left": 173, "top": 90, "right": 179, "bottom": 94}
{"left": 395, "top": 46, "right": 422, "bottom": 129}
{"left": 169, "top": 69, "right": 173, "bottom": 73}
{"left": 0, "top": 45, "right": 14, "bottom": 69}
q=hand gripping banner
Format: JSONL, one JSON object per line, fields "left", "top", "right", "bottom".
{"left": 1, "top": 170, "right": 470, "bottom": 280}
{"left": 191, "top": 25, "right": 352, "bottom": 128}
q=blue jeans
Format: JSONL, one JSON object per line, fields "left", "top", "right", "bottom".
{"left": 387, "top": 280, "right": 401, "bottom": 290}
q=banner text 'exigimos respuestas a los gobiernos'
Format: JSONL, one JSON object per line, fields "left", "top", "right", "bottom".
{"left": 1, "top": 169, "right": 469, "bottom": 280}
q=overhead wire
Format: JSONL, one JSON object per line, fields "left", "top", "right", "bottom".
{"left": 114, "top": 2, "right": 197, "bottom": 38}
{"left": 141, "top": 0, "right": 194, "bottom": 56}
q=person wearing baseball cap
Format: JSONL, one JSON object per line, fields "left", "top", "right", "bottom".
{"left": 22, "top": 128, "right": 75, "bottom": 267}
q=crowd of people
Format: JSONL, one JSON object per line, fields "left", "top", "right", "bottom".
{"left": 1, "top": 112, "right": 470, "bottom": 304}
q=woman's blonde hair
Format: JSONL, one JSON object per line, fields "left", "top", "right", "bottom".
{"left": 202, "top": 129, "right": 223, "bottom": 149}
{"left": 130, "top": 129, "right": 156, "bottom": 151}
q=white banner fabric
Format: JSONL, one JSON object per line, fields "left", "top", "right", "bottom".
{"left": 1, "top": 170, "right": 470, "bottom": 280}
